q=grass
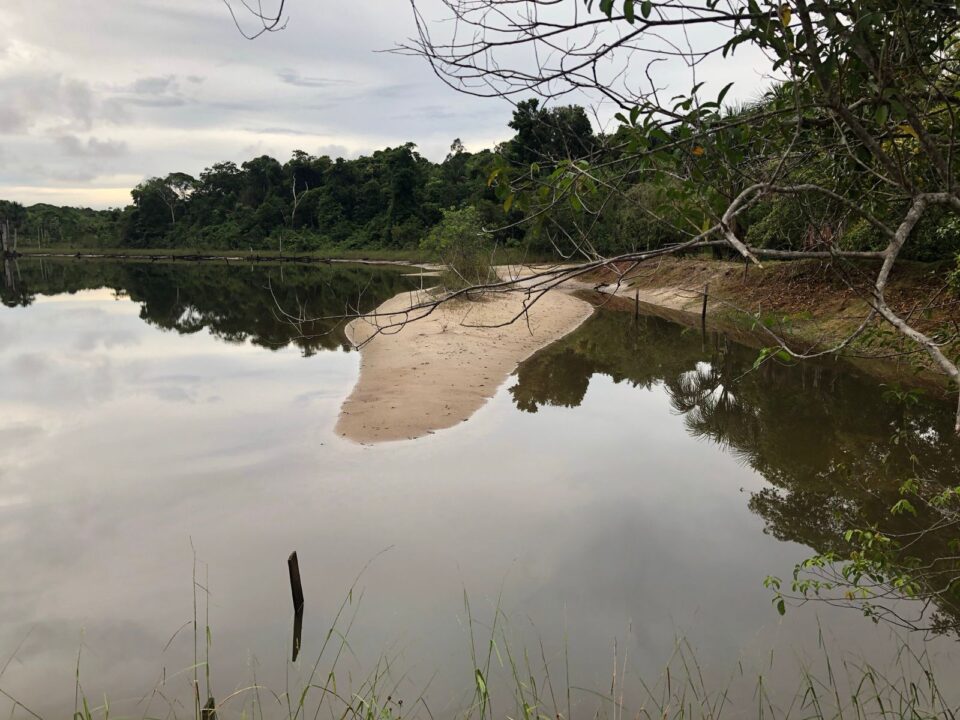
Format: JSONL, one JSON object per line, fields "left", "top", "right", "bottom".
{"left": 2, "top": 562, "right": 957, "bottom": 720}
{"left": 587, "top": 255, "right": 959, "bottom": 386}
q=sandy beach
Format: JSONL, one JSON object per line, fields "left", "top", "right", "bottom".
{"left": 336, "top": 281, "right": 594, "bottom": 443}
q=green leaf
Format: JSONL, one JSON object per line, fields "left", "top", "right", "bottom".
{"left": 475, "top": 668, "right": 488, "bottom": 697}
{"left": 891, "top": 499, "right": 917, "bottom": 516}
{"left": 624, "top": 0, "right": 635, "bottom": 23}
{"left": 875, "top": 103, "right": 889, "bottom": 126}
{"left": 640, "top": 0, "right": 652, "bottom": 18}
{"left": 717, "top": 81, "right": 734, "bottom": 106}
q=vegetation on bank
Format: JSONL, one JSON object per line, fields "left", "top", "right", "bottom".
{"left": 12, "top": 246, "right": 425, "bottom": 262}
{"left": 51, "top": 565, "right": 960, "bottom": 720}
{"left": 1, "top": 94, "right": 958, "bottom": 269}
{"left": 515, "top": 307, "right": 960, "bottom": 635}
{"left": 589, "top": 255, "right": 960, "bottom": 378}
{"left": 0, "top": 103, "right": 586, "bottom": 255}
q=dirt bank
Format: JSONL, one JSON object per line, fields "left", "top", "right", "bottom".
{"left": 590, "top": 256, "right": 959, "bottom": 385}
{"left": 336, "top": 285, "right": 594, "bottom": 444}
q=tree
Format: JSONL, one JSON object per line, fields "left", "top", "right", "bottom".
{"left": 507, "top": 99, "right": 595, "bottom": 165}
{"left": 420, "top": 206, "right": 495, "bottom": 288}
{"left": 0, "top": 200, "right": 27, "bottom": 231}
{"left": 402, "top": 0, "right": 960, "bottom": 434}
{"left": 165, "top": 172, "right": 196, "bottom": 205}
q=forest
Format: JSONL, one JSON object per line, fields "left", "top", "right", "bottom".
{"left": 0, "top": 101, "right": 584, "bottom": 255}
{"left": 3, "top": 95, "right": 959, "bottom": 265}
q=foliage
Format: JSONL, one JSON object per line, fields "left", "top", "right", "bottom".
{"left": 0, "top": 139, "right": 514, "bottom": 254}
{"left": 0, "top": 259, "right": 418, "bottom": 354}
{"left": 2, "top": 91, "right": 959, "bottom": 265}
{"left": 505, "top": 99, "right": 596, "bottom": 165}
{"left": 0, "top": 201, "right": 121, "bottom": 248}
{"left": 32, "top": 568, "right": 960, "bottom": 720}
{"left": 421, "top": 206, "right": 497, "bottom": 289}
{"left": 766, "top": 387, "right": 960, "bottom": 634}
{"left": 404, "top": 0, "right": 960, "bottom": 435}
{"left": 512, "top": 309, "right": 960, "bottom": 632}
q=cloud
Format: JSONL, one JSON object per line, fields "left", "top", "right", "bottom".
{"left": 118, "top": 96, "right": 188, "bottom": 108}
{"left": 55, "top": 135, "right": 129, "bottom": 158}
{"left": 0, "top": 1, "right": 531, "bottom": 207}
{"left": 316, "top": 144, "right": 352, "bottom": 160}
{"left": 0, "top": 73, "right": 98, "bottom": 133}
{"left": 276, "top": 68, "right": 352, "bottom": 89}
{"left": 0, "top": 107, "right": 28, "bottom": 134}
{"left": 247, "top": 126, "right": 314, "bottom": 136}
{"left": 129, "top": 75, "right": 178, "bottom": 95}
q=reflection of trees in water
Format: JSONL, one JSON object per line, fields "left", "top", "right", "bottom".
{"left": 1, "top": 259, "right": 416, "bottom": 355}
{"left": 511, "top": 310, "right": 960, "bottom": 631}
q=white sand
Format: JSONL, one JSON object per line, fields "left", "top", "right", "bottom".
{"left": 336, "top": 284, "right": 594, "bottom": 443}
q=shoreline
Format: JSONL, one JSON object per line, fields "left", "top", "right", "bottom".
{"left": 336, "top": 283, "right": 594, "bottom": 444}
{"left": 10, "top": 249, "right": 429, "bottom": 267}
{"left": 336, "top": 260, "right": 957, "bottom": 444}
{"left": 586, "top": 261, "right": 958, "bottom": 392}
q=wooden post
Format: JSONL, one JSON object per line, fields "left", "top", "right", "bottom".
{"left": 288, "top": 551, "right": 304, "bottom": 612}
{"left": 288, "top": 551, "right": 305, "bottom": 662}
{"left": 292, "top": 605, "right": 304, "bottom": 662}
{"left": 701, "top": 283, "right": 709, "bottom": 329}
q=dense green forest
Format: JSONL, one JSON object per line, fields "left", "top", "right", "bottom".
{"left": 1, "top": 98, "right": 959, "bottom": 263}
{"left": 0, "top": 101, "right": 587, "bottom": 255}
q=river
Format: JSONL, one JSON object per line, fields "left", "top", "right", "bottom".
{"left": 1, "top": 258, "right": 958, "bottom": 718}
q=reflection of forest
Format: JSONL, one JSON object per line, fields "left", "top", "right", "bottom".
{"left": 512, "top": 310, "right": 960, "bottom": 630}
{"left": 1, "top": 259, "right": 417, "bottom": 355}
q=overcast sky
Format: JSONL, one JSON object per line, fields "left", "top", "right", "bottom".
{"left": 0, "top": 1, "right": 768, "bottom": 209}
{"left": 0, "top": 0, "right": 522, "bottom": 208}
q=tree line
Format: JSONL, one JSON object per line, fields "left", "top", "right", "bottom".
{"left": 3, "top": 94, "right": 958, "bottom": 263}
{"left": 0, "top": 102, "right": 592, "bottom": 255}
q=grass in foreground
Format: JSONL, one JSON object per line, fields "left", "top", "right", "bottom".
{"left": 2, "top": 565, "right": 956, "bottom": 720}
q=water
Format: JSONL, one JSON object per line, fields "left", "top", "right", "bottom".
{"left": 1, "top": 259, "right": 958, "bottom": 718}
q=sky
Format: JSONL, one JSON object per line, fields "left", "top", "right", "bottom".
{"left": 0, "top": 0, "right": 518, "bottom": 208}
{"left": 0, "top": 1, "right": 769, "bottom": 209}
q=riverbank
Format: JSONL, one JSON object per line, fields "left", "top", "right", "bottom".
{"left": 589, "top": 256, "right": 960, "bottom": 384}
{"left": 11, "top": 245, "right": 557, "bottom": 266}
{"left": 11, "top": 246, "right": 426, "bottom": 265}
{"left": 336, "top": 283, "right": 594, "bottom": 443}
{"left": 336, "top": 256, "right": 958, "bottom": 443}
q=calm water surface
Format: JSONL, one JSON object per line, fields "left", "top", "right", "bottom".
{"left": 1, "top": 259, "right": 958, "bottom": 717}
